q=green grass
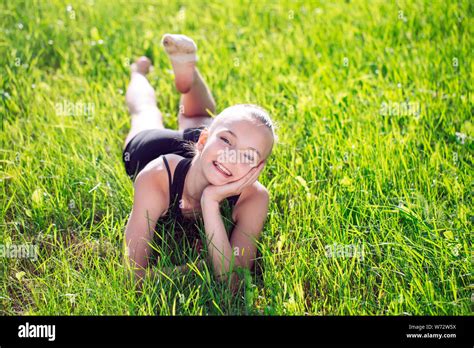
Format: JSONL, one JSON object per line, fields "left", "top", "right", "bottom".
{"left": 1, "top": 0, "right": 472, "bottom": 315}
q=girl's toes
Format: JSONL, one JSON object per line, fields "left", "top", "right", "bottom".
{"left": 161, "top": 34, "right": 197, "bottom": 59}
{"left": 161, "top": 34, "right": 197, "bottom": 93}
{"left": 131, "top": 56, "right": 153, "bottom": 75}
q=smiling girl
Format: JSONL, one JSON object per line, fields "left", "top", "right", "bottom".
{"left": 123, "top": 34, "right": 276, "bottom": 290}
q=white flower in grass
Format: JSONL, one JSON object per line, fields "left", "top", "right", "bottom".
{"left": 455, "top": 132, "right": 467, "bottom": 144}
{"left": 64, "top": 293, "right": 77, "bottom": 304}
{"left": 68, "top": 199, "right": 75, "bottom": 210}
{"left": 451, "top": 244, "right": 461, "bottom": 257}
{"left": 15, "top": 271, "right": 26, "bottom": 281}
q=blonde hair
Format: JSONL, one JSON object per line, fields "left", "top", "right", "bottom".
{"left": 209, "top": 104, "right": 278, "bottom": 144}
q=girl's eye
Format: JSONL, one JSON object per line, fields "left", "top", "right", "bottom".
{"left": 220, "top": 136, "right": 231, "bottom": 145}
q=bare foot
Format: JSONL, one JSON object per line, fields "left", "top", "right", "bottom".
{"left": 126, "top": 56, "right": 156, "bottom": 114}
{"left": 130, "top": 56, "right": 153, "bottom": 76}
{"left": 161, "top": 33, "right": 197, "bottom": 93}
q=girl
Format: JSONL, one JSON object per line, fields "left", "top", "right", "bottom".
{"left": 123, "top": 34, "right": 276, "bottom": 290}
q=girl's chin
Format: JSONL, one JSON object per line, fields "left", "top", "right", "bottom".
{"left": 203, "top": 169, "right": 225, "bottom": 185}
{"left": 208, "top": 174, "right": 230, "bottom": 186}
{"left": 212, "top": 175, "right": 241, "bottom": 186}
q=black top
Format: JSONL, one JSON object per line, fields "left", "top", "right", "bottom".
{"left": 162, "top": 156, "right": 241, "bottom": 221}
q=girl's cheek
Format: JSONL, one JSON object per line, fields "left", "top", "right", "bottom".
{"left": 239, "top": 164, "right": 253, "bottom": 177}
{"left": 212, "top": 139, "right": 224, "bottom": 151}
{"left": 216, "top": 142, "right": 231, "bottom": 161}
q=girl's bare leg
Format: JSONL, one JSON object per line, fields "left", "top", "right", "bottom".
{"left": 161, "top": 34, "right": 216, "bottom": 130}
{"left": 124, "top": 57, "right": 164, "bottom": 150}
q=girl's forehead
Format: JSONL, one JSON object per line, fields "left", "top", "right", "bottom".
{"left": 214, "top": 117, "right": 274, "bottom": 157}
{"left": 215, "top": 115, "right": 256, "bottom": 129}
{"left": 214, "top": 117, "right": 262, "bottom": 136}
{"left": 226, "top": 117, "right": 246, "bottom": 126}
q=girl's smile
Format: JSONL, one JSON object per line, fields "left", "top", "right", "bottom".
{"left": 212, "top": 160, "right": 233, "bottom": 177}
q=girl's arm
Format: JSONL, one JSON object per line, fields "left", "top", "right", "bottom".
{"left": 201, "top": 183, "right": 269, "bottom": 278}
{"left": 201, "top": 197, "right": 238, "bottom": 278}
{"left": 200, "top": 161, "right": 268, "bottom": 283}
{"left": 124, "top": 166, "right": 167, "bottom": 285}
{"left": 229, "top": 183, "right": 269, "bottom": 269}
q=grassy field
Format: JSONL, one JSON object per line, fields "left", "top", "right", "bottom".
{"left": 1, "top": 0, "right": 472, "bottom": 315}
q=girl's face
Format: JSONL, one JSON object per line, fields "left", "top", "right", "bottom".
{"left": 197, "top": 118, "right": 273, "bottom": 185}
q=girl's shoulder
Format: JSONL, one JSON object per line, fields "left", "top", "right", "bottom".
{"left": 242, "top": 180, "right": 268, "bottom": 198}
{"left": 133, "top": 154, "right": 186, "bottom": 207}
{"left": 137, "top": 154, "right": 185, "bottom": 184}
{"left": 240, "top": 180, "right": 269, "bottom": 204}
{"left": 231, "top": 180, "right": 269, "bottom": 222}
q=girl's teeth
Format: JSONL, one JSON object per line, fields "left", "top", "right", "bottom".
{"left": 218, "top": 164, "right": 230, "bottom": 175}
{"left": 214, "top": 161, "right": 231, "bottom": 176}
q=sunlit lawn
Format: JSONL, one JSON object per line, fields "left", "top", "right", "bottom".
{"left": 1, "top": 0, "right": 472, "bottom": 315}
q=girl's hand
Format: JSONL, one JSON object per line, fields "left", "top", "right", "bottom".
{"left": 201, "top": 161, "right": 266, "bottom": 204}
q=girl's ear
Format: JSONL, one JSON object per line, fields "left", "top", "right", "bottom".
{"left": 196, "top": 128, "right": 209, "bottom": 152}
